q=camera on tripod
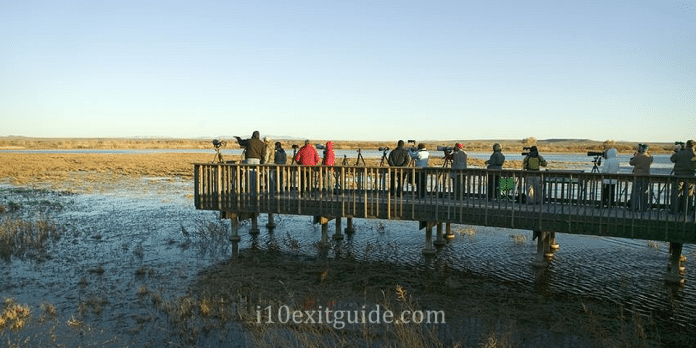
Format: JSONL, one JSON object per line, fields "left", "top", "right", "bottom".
{"left": 521, "top": 146, "right": 531, "bottom": 156}
{"left": 211, "top": 139, "right": 226, "bottom": 163}
{"left": 291, "top": 144, "right": 299, "bottom": 149}
{"left": 378, "top": 146, "right": 390, "bottom": 152}
{"left": 316, "top": 143, "right": 326, "bottom": 150}
{"left": 587, "top": 150, "right": 605, "bottom": 157}
{"left": 212, "top": 139, "right": 226, "bottom": 149}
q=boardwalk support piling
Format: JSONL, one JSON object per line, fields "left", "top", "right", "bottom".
{"left": 666, "top": 242, "right": 685, "bottom": 284}
{"left": 532, "top": 230, "right": 552, "bottom": 267}
{"left": 345, "top": 217, "right": 355, "bottom": 234}
{"left": 549, "top": 231, "right": 559, "bottom": 250}
{"left": 266, "top": 213, "right": 276, "bottom": 229}
{"left": 333, "top": 217, "right": 344, "bottom": 240}
{"left": 314, "top": 216, "right": 333, "bottom": 247}
{"left": 222, "top": 212, "right": 241, "bottom": 242}
{"left": 249, "top": 214, "right": 260, "bottom": 235}
{"left": 420, "top": 221, "right": 437, "bottom": 255}
{"left": 445, "top": 222, "right": 455, "bottom": 240}
{"left": 434, "top": 222, "right": 446, "bottom": 247}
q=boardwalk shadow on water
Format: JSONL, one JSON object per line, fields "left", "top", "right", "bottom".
{"left": 1, "top": 183, "right": 695, "bottom": 347}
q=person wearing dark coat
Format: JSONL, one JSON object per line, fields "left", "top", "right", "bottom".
{"left": 387, "top": 140, "right": 410, "bottom": 196}
{"left": 234, "top": 131, "right": 266, "bottom": 164}
{"left": 670, "top": 140, "right": 696, "bottom": 213}
{"left": 484, "top": 143, "right": 505, "bottom": 199}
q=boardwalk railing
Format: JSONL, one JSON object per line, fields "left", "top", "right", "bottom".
{"left": 194, "top": 163, "right": 696, "bottom": 244}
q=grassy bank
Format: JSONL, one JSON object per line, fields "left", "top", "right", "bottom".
{"left": 0, "top": 136, "right": 681, "bottom": 154}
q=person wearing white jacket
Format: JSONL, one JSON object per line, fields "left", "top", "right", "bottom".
{"left": 409, "top": 143, "right": 430, "bottom": 198}
{"left": 601, "top": 148, "right": 620, "bottom": 207}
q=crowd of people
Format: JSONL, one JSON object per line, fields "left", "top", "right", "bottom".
{"left": 233, "top": 131, "right": 696, "bottom": 210}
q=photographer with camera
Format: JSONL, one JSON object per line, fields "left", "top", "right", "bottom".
{"left": 409, "top": 143, "right": 430, "bottom": 198}
{"left": 522, "top": 146, "right": 547, "bottom": 204}
{"left": 670, "top": 140, "right": 696, "bottom": 214}
{"left": 484, "top": 143, "right": 505, "bottom": 199}
{"left": 234, "top": 131, "right": 266, "bottom": 164}
{"left": 387, "top": 140, "right": 410, "bottom": 196}
{"left": 451, "top": 143, "right": 468, "bottom": 199}
{"left": 629, "top": 143, "right": 653, "bottom": 211}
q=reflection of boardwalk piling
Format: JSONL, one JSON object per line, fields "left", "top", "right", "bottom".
{"left": 196, "top": 163, "right": 696, "bottom": 284}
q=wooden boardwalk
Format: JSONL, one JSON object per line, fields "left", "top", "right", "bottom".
{"left": 193, "top": 163, "right": 696, "bottom": 283}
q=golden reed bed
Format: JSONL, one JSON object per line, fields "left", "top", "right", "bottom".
{"left": 0, "top": 136, "right": 668, "bottom": 192}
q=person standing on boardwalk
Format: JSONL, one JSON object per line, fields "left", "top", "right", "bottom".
{"left": 629, "top": 143, "right": 653, "bottom": 211}
{"left": 601, "top": 147, "right": 620, "bottom": 207}
{"left": 234, "top": 131, "right": 266, "bottom": 164}
{"left": 409, "top": 143, "right": 430, "bottom": 198}
{"left": 485, "top": 143, "right": 505, "bottom": 199}
{"left": 262, "top": 136, "right": 273, "bottom": 164}
{"left": 294, "top": 140, "right": 320, "bottom": 193}
{"left": 272, "top": 142, "right": 287, "bottom": 192}
{"left": 388, "top": 140, "right": 410, "bottom": 196}
{"left": 522, "top": 146, "right": 547, "bottom": 204}
{"left": 450, "top": 143, "right": 468, "bottom": 199}
{"left": 321, "top": 141, "right": 336, "bottom": 191}
{"left": 670, "top": 140, "right": 696, "bottom": 214}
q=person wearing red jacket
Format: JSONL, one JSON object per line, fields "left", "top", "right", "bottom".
{"left": 294, "top": 140, "right": 320, "bottom": 193}
{"left": 295, "top": 140, "right": 320, "bottom": 165}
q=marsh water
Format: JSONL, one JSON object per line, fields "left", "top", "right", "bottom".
{"left": 0, "top": 151, "right": 693, "bottom": 347}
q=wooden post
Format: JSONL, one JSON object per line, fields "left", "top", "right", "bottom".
{"left": 434, "top": 222, "right": 446, "bottom": 247}
{"left": 532, "top": 230, "right": 549, "bottom": 267}
{"left": 666, "top": 242, "right": 685, "bottom": 284}
{"left": 249, "top": 214, "right": 260, "bottom": 235}
{"left": 229, "top": 215, "right": 241, "bottom": 242}
{"left": 422, "top": 222, "right": 436, "bottom": 255}
{"left": 321, "top": 221, "right": 329, "bottom": 247}
{"left": 444, "top": 222, "right": 455, "bottom": 239}
{"left": 266, "top": 213, "right": 276, "bottom": 229}
{"left": 345, "top": 217, "right": 355, "bottom": 234}
{"left": 333, "top": 216, "right": 344, "bottom": 240}
{"left": 549, "top": 231, "right": 559, "bottom": 250}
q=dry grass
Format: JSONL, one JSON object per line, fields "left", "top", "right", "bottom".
{"left": 0, "top": 137, "right": 679, "bottom": 153}
{"left": 0, "top": 298, "right": 31, "bottom": 331}
{"left": 0, "top": 215, "right": 61, "bottom": 260}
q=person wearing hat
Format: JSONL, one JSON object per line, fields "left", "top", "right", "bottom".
{"left": 522, "top": 145, "right": 547, "bottom": 204}
{"left": 484, "top": 143, "right": 505, "bottom": 199}
{"left": 450, "top": 143, "right": 468, "bottom": 199}
{"left": 670, "top": 139, "right": 696, "bottom": 213}
{"left": 629, "top": 143, "right": 653, "bottom": 211}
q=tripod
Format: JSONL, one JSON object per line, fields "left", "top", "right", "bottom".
{"left": 354, "top": 149, "right": 366, "bottom": 166}
{"left": 591, "top": 156, "right": 602, "bottom": 173}
{"left": 380, "top": 149, "right": 389, "bottom": 166}
{"left": 441, "top": 151, "right": 453, "bottom": 168}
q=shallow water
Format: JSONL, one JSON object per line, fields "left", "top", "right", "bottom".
{"left": 1, "top": 175, "right": 694, "bottom": 346}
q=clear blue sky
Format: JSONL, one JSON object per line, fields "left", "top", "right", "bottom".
{"left": 1, "top": 1, "right": 694, "bottom": 142}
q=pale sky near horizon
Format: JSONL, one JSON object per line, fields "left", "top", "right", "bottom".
{"left": 1, "top": 1, "right": 694, "bottom": 143}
